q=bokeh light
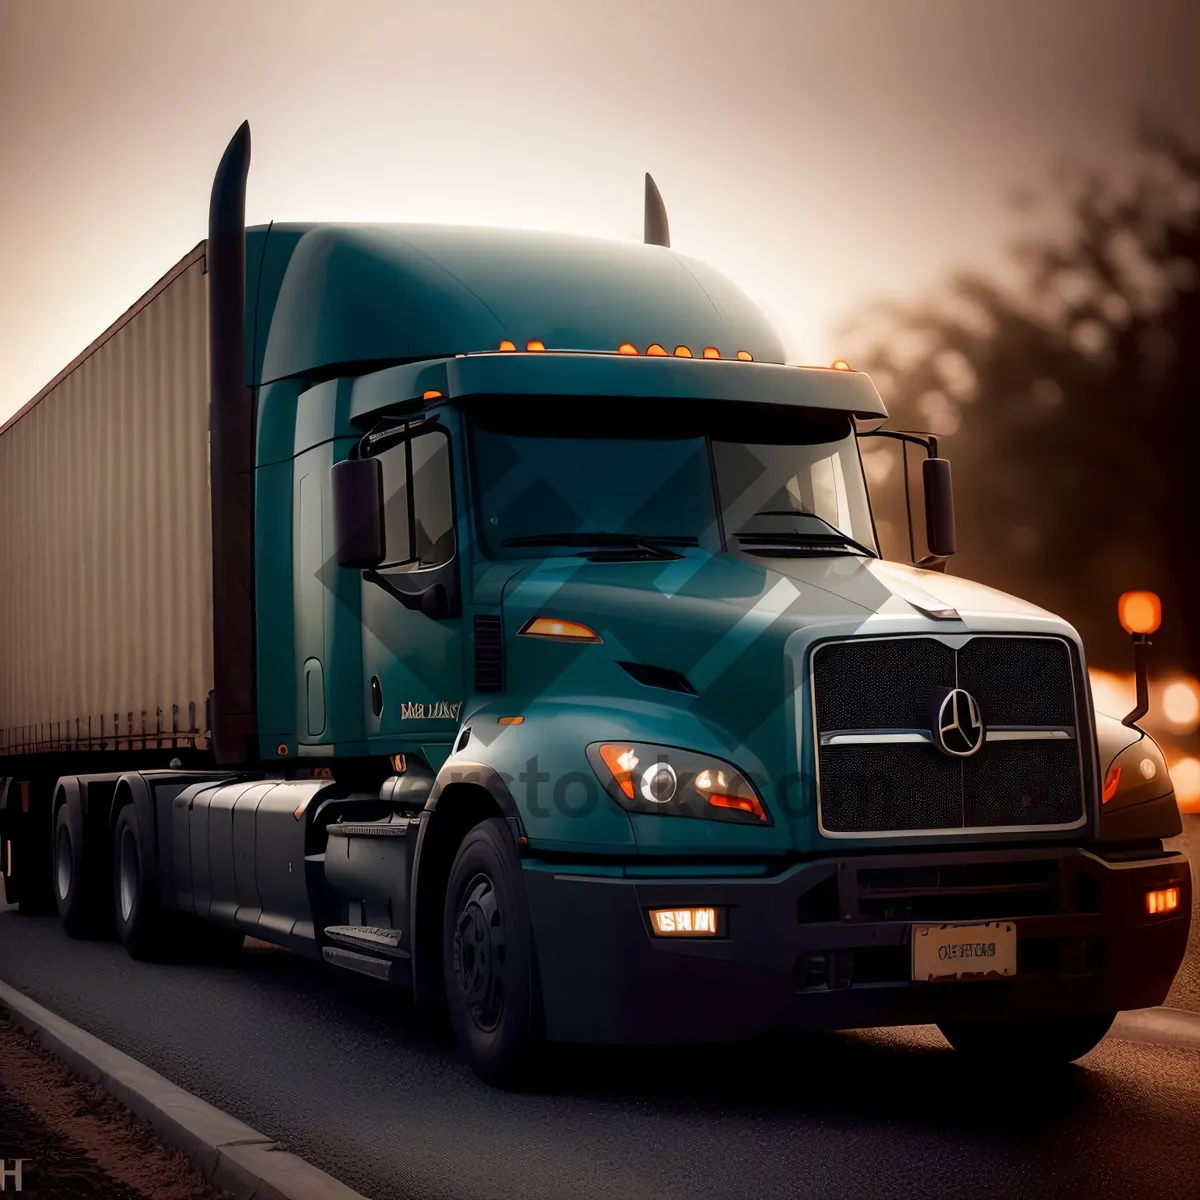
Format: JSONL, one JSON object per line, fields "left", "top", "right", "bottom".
{"left": 1169, "top": 756, "right": 1200, "bottom": 813}
{"left": 1089, "top": 669, "right": 1133, "bottom": 719}
{"left": 1162, "top": 677, "right": 1200, "bottom": 733}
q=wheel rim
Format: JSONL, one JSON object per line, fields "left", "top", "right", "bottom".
{"left": 118, "top": 825, "right": 140, "bottom": 922}
{"left": 452, "top": 872, "right": 506, "bottom": 1033}
{"left": 55, "top": 825, "right": 72, "bottom": 900}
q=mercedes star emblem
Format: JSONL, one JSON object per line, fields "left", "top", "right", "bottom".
{"left": 933, "top": 688, "right": 986, "bottom": 757}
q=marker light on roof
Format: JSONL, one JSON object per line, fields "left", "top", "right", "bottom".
{"left": 618, "top": 343, "right": 639, "bottom": 355}
{"left": 646, "top": 344, "right": 668, "bottom": 356}
{"left": 499, "top": 339, "right": 516, "bottom": 351}
{"left": 423, "top": 390, "right": 442, "bottom": 399}
{"left": 736, "top": 350, "right": 753, "bottom": 361}
{"left": 831, "top": 359, "right": 853, "bottom": 371}
{"left": 674, "top": 346, "right": 693, "bottom": 357}
{"left": 526, "top": 340, "right": 545, "bottom": 352}
{"left": 703, "top": 346, "right": 720, "bottom": 358}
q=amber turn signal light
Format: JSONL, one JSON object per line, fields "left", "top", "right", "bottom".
{"left": 518, "top": 617, "right": 602, "bottom": 642}
{"left": 598, "top": 743, "right": 638, "bottom": 798}
{"left": 708, "top": 791, "right": 767, "bottom": 820}
{"left": 1102, "top": 764, "right": 1122, "bottom": 804}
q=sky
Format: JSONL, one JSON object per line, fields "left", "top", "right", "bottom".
{"left": 2, "top": 0, "right": 1199, "bottom": 423}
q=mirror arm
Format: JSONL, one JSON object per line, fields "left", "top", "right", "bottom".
{"left": 859, "top": 428, "right": 938, "bottom": 458}
{"left": 363, "top": 569, "right": 446, "bottom": 617}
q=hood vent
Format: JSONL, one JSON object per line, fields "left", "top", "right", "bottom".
{"left": 618, "top": 661, "right": 696, "bottom": 695}
{"left": 474, "top": 615, "right": 503, "bottom": 692}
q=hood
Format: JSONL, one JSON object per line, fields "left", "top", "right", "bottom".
{"left": 498, "top": 549, "right": 1067, "bottom": 654}
{"left": 493, "top": 546, "right": 1079, "bottom": 754}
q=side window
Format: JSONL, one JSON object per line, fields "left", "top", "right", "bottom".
{"left": 376, "top": 428, "right": 455, "bottom": 569}
{"left": 411, "top": 432, "right": 455, "bottom": 567}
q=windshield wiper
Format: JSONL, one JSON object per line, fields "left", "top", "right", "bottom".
{"left": 502, "top": 533, "right": 698, "bottom": 561}
{"left": 736, "top": 512, "right": 877, "bottom": 559}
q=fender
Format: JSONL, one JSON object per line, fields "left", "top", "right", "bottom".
{"left": 408, "top": 759, "right": 526, "bottom": 1008}
{"left": 425, "top": 759, "right": 522, "bottom": 821}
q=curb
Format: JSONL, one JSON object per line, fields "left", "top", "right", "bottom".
{"left": 0, "top": 980, "right": 370, "bottom": 1200}
{"left": 1110, "top": 1004, "right": 1200, "bottom": 1051}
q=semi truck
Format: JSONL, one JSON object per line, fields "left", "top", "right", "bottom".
{"left": 0, "top": 123, "right": 1190, "bottom": 1084}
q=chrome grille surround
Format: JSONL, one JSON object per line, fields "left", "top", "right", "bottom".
{"left": 809, "top": 633, "right": 1091, "bottom": 840}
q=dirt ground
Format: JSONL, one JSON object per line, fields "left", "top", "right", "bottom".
{"left": 0, "top": 1017, "right": 230, "bottom": 1200}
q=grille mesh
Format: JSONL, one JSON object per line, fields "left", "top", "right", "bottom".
{"left": 814, "top": 636, "right": 1084, "bottom": 834}
{"left": 820, "top": 745, "right": 961, "bottom": 832}
{"left": 814, "top": 638, "right": 955, "bottom": 731}
{"left": 958, "top": 637, "right": 1074, "bottom": 726}
{"left": 963, "top": 740, "right": 1081, "bottom": 827}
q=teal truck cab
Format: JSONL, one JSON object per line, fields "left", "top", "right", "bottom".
{"left": 1, "top": 124, "right": 1190, "bottom": 1084}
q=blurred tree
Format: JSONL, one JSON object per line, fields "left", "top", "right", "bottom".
{"left": 841, "top": 121, "right": 1200, "bottom": 679}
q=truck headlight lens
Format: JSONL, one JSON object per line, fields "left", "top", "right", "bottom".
{"left": 588, "top": 742, "right": 769, "bottom": 824}
{"left": 1101, "top": 734, "right": 1172, "bottom": 810}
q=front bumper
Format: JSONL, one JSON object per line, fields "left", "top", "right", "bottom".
{"left": 523, "top": 845, "right": 1192, "bottom": 1045}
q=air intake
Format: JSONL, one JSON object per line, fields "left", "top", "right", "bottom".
{"left": 618, "top": 662, "right": 696, "bottom": 695}
{"left": 474, "top": 615, "right": 503, "bottom": 692}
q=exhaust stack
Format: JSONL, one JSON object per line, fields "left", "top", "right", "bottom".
{"left": 206, "top": 121, "right": 257, "bottom": 764}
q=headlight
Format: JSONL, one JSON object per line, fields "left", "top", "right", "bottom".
{"left": 586, "top": 742, "right": 770, "bottom": 824}
{"left": 1101, "top": 732, "right": 1172, "bottom": 811}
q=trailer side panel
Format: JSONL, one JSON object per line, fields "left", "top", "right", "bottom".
{"left": 0, "top": 251, "right": 213, "bottom": 754}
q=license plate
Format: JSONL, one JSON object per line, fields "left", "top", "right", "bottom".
{"left": 911, "top": 921, "right": 1017, "bottom": 981}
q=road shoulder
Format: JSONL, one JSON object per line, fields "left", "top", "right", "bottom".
{"left": 0, "top": 980, "right": 368, "bottom": 1200}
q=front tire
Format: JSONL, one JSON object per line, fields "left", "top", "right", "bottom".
{"left": 938, "top": 1011, "right": 1117, "bottom": 1066}
{"left": 443, "top": 818, "right": 543, "bottom": 1085}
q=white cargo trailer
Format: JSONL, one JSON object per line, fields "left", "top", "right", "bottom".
{"left": 0, "top": 246, "right": 213, "bottom": 755}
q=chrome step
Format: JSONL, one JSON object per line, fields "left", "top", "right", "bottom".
{"left": 322, "top": 945, "right": 412, "bottom": 986}
{"left": 324, "top": 924, "right": 409, "bottom": 959}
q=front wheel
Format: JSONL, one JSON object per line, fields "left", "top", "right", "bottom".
{"left": 938, "top": 1011, "right": 1117, "bottom": 1067}
{"left": 443, "top": 818, "right": 544, "bottom": 1086}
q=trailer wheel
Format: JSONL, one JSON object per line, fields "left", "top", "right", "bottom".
{"left": 443, "top": 818, "right": 544, "bottom": 1086}
{"left": 53, "top": 801, "right": 96, "bottom": 937}
{"left": 938, "top": 1011, "right": 1116, "bottom": 1067}
{"left": 112, "top": 804, "right": 175, "bottom": 961}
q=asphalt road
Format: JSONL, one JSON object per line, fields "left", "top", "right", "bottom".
{"left": 0, "top": 817, "right": 1197, "bottom": 1200}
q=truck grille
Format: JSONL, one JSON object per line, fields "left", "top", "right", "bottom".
{"left": 812, "top": 636, "right": 1086, "bottom": 836}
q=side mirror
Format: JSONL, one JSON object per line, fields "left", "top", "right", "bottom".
{"left": 331, "top": 457, "right": 384, "bottom": 569}
{"left": 922, "top": 457, "right": 957, "bottom": 559}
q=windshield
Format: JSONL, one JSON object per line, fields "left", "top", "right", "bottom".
{"left": 467, "top": 397, "right": 878, "bottom": 558}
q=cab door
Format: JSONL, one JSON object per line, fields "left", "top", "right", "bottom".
{"left": 361, "top": 413, "right": 465, "bottom": 757}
